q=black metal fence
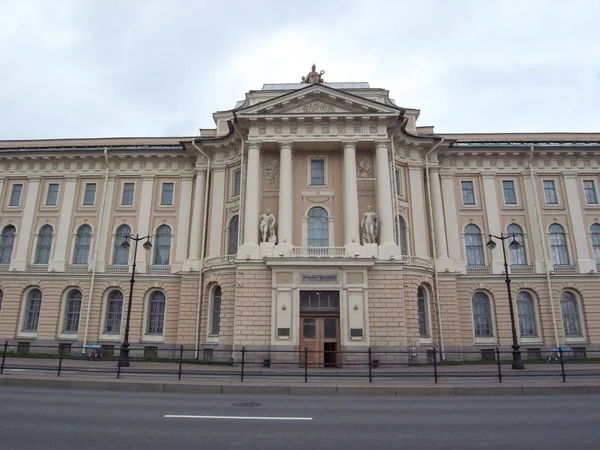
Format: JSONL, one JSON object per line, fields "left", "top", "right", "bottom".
{"left": 1, "top": 341, "right": 598, "bottom": 383}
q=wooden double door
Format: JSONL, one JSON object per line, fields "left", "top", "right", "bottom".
{"left": 300, "top": 314, "right": 340, "bottom": 367}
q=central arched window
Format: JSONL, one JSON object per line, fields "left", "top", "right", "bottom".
{"left": 63, "top": 289, "right": 82, "bottom": 333}
{"left": 153, "top": 225, "right": 172, "bottom": 265}
{"left": 560, "top": 291, "right": 582, "bottom": 337}
{"left": 549, "top": 223, "right": 569, "bottom": 265}
{"left": 34, "top": 225, "right": 53, "bottom": 265}
{"left": 104, "top": 290, "right": 123, "bottom": 334}
{"left": 516, "top": 291, "right": 537, "bottom": 337}
{"left": 73, "top": 224, "right": 92, "bottom": 265}
{"left": 147, "top": 291, "right": 166, "bottom": 334}
{"left": 465, "top": 224, "right": 484, "bottom": 266}
{"left": 211, "top": 286, "right": 222, "bottom": 335}
{"left": 112, "top": 224, "right": 131, "bottom": 265}
{"left": 0, "top": 225, "right": 16, "bottom": 265}
{"left": 397, "top": 216, "right": 408, "bottom": 256}
{"left": 507, "top": 223, "right": 527, "bottom": 265}
{"left": 590, "top": 223, "right": 600, "bottom": 265}
{"left": 472, "top": 292, "right": 493, "bottom": 337}
{"left": 228, "top": 216, "right": 239, "bottom": 255}
{"left": 417, "top": 286, "right": 429, "bottom": 337}
{"left": 23, "top": 289, "right": 42, "bottom": 332}
{"left": 307, "top": 207, "right": 329, "bottom": 247}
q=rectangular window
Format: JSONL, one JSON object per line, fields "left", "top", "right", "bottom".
{"left": 233, "top": 170, "right": 241, "bottom": 196}
{"left": 310, "top": 159, "right": 325, "bottom": 186}
{"left": 461, "top": 181, "right": 475, "bottom": 205}
{"left": 543, "top": 180, "right": 558, "bottom": 204}
{"left": 160, "top": 182, "right": 174, "bottom": 206}
{"left": 394, "top": 168, "right": 402, "bottom": 196}
{"left": 583, "top": 180, "right": 598, "bottom": 205}
{"left": 9, "top": 184, "right": 23, "bottom": 207}
{"left": 83, "top": 183, "right": 97, "bottom": 206}
{"left": 502, "top": 180, "right": 517, "bottom": 205}
{"left": 121, "top": 183, "right": 135, "bottom": 206}
{"left": 45, "top": 183, "right": 59, "bottom": 206}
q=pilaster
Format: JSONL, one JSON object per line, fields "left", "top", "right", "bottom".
{"left": 174, "top": 175, "right": 194, "bottom": 271}
{"left": 184, "top": 168, "right": 207, "bottom": 271}
{"left": 375, "top": 141, "right": 400, "bottom": 259}
{"left": 408, "top": 166, "right": 428, "bottom": 258}
{"left": 275, "top": 142, "right": 293, "bottom": 256}
{"left": 563, "top": 172, "right": 596, "bottom": 272}
{"left": 481, "top": 173, "right": 504, "bottom": 274}
{"left": 342, "top": 141, "right": 361, "bottom": 256}
{"left": 135, "top": 175, "right": 155, "bottom": 272}
{"left": 238, "top": 143, "right": 261, "bottom": 259}
{"left": 11, "top": 176, "right": 41, "bottom": 271}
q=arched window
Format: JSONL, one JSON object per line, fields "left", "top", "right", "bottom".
{"left": 112, "top": 224, "right": 131, "bottom": 265}
{"left": 398, "top": 216, "right": 408, "bottom": 256}
{"left": 211, "top": 286, "right": 222, "bottom": 335}
{"left": 516, "top": 291, "right": 537, "bottom": 337}
{"left": 228, "top": 216, "right": 239, "bottom": 255}
{"left": 34, "top": 225, "right": 53, "bottom": 265}
{"left": 104, "top": 290, "right": 123, "bottom": 334}
{"left": 0, "top": 225, "right": 16, "bottom": 265}
{"left": 417, "top": 286, "right": 429, "bottom": 337}
{"left": 63, "top": 289, "right": 82, "bottom": 333}
{"left": 0, "top": 288, "right": 3, "bottom": 313}
{"left": 560, "top": 291, "right": 582, "bottom": 337}
{"left": 590, "top": 223, "right": 600, "bottom": 265}
{"left": 73, "top": 224, "right": 92, "bottom": 265}
{"left": 549, "top": 223, "right": 569, "bottom": 265}
{"left": 147, "top": 291, "right": 165, "bottom": 334}
{"left": 307, "top": 207, "right": 329, "bottom": 247}
{"left": 23, "top": 289, "right": 42, "bottom": 332}
{"left": 153, "top": 225, "right": 171, "bottom": 265}
{"left": 507, "top": 223, "right": 527, "bottom": 266}
{"left": 465, "top": 224, "right": 484, "bottom": 266}
{"left": 472, "top": 292, "right": 493, "bottom": 337}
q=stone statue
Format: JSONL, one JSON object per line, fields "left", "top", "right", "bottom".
{"left": 259, "top": 209, "right": 277, "bottom": 244}
{"left": 301, "top": 64, "right": 325, "bottom": 84}
{"left": 361, "top": 205, "right": 378, "bottom": 244}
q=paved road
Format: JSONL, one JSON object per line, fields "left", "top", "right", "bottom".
{"left": 2, "top": 388, "right": 600, "bottom": 449}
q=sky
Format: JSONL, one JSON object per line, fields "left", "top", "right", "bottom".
{"left": 0, "top": 0, "right": 598, "bottom": 140}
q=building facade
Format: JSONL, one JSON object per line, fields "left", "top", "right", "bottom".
{"left": 0, "top": 74, "right": 599, "bottom": 363}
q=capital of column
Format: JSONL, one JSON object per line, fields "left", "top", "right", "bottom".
{"left": 481, "top": 172, "right": 497, "bottom": 179}
{"left": 278, "top": 141, "right": 294, "bottom": 151}
{"left": 342, "top": 140, "right": 358, "bottom": 150}
{"left": 247, "top": 142, "right": 262, "bottom": 152}
{"left": 562, "top": 172, "right": 578, "bottom": 180}
{"left": 374, "top": 141, "right": 389, "bottom": 151}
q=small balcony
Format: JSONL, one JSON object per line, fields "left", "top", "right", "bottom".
{"left": 204, "top": 255, "right": 236, "bottom": 269}
{"left": 510, "top": 265, "right": 535, "bottom": 275}
{"left": 552, "top": 265, "right": 577, "bottom": 275}
{"left": 466, "top": 266, "right": 492, "bottom": 276}
{"left": 292, "top": 247, "right": 346, "bottom": 258}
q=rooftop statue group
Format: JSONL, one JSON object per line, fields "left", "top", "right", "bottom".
{"left": 301, "top": 64, "right": 325, "bottom": 84}
{"left": 258, "top": 206, "right": 378, "bottom": 245}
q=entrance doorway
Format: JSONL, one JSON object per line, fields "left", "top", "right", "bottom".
{"left": 299, "top": 290, "right": 340, "bottom": 367}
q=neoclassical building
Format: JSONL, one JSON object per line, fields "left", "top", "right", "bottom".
{"left": 0, "top": 69, "right": 599, "bottom": 363}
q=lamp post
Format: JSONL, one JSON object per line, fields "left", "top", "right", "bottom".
{"left": 118, "top": 233, "right": 153, "bottom": 368}
{"left": 486, "top": 232, "right": 525, "bottom": 370}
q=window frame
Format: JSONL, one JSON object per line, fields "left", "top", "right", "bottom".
{"left": 590, "top": 223, "right": 600, "bottom": 266}
{"left": 34, "top": 225, "right": 54, "bottom": 265}
{"left": 394, "top": 167, "right": 403, "bottom": 197}
{"left": 472, "top": 291, "right": 495, "bottom": 340}
{"left": 72, "top": 224, "right": 92, "bottom": 265}
{"left": 501, "top": 180, "right": 518, "bottom": 205}
{"left": 543, "top": 180, "right": 559, "bottom": 205}
{"left": 8, "top": 183, "right": 23, "bottom": 207}
{"left": 82, "top": 183, "right": 97, "bottom": 206}
{"left": 112, "top": 224, "right": 131, "bottom": 265}
{"left": 460, "top": 180, "right": 476, "bottom": 206}
{"left": 62, "top": 289, "right": 82, "bottom": 334}
{"left": 232, "top": 170, "right": 241, "bottom": 197}
{"left": 307, "top": 207, "right": 329, "bottom": 248}
{"left": 160, "top": 182, "right": 175, "bottom": 206}
{"left": 464, "top": 224, "right": 485, "bottom": 266}
{"left": 227, "top": 215, "right": 239, "bottom": 255}
{"left": 397, "top": 215, "right": 408, "bottom": 256}
{"left": 308, "top": 157, "right": 326, "bottom": 187}
{"left": 103, "top": 289, "right": 123, "bottom": 334}
{"left": 507, "top": 223, "right": 527, "bottom": 266}
{"left": 0, "top": 225, "right": 16, "bottom": 265}
{"left": 120, "top": 182, "right": 135, "bottom": 206}
{"left": 516, "top": 291, "right": 538, "bottom": 338}
{"left": 583, "top": 180, "right": 598, "bottom": 205}
{"left": 210, "top": 286, "right": 222, "bottom": 336}
{"left": 417, "top": 286, "right": 430, "bottom": 338}
{"left": 560, "top": 291, "right": 583, "bottom": 339}
{"left": 549, "top": 223, "right": 570, "bottom": 266}
{"left": 45, "top": 183, "right": 60, "bottom": 207}
{"left": 153, "top": 224, "right": 172, "bottom": 266}
{"left": 22, "top": 288, "right": 42, "bottom": 333}
{"left": 146, "top": 290, "right": 166, "bottom": 335}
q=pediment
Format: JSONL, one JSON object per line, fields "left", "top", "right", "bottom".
{"left": 235, "top": 84, "right": 401, "bottom": 117}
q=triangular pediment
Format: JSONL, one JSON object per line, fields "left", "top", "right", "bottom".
{"left": 235, "top": 84, "right": 402, "bottom": 117}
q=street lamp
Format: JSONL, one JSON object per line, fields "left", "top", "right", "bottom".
{"left": 486, "top": 232, "right": 525, "bottom": 370}
{"left": 118, "top": 233, "right": 153, "bottom": 368}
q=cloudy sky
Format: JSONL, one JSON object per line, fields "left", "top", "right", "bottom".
{"left": 1, "top": 0, "right": 598, "bottom": 140}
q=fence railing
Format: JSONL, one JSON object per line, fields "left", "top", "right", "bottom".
{"left": 1, "top": 342, "right": 598, "bottom": 384}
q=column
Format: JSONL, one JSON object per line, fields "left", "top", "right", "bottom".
{"left": 92, "top": 175, "right": 116, "bottom": 272}
{"left": 375, "top": 142, "right": 398, "bottom": 257}
{"left": 409, "top": 167, "right": 428, "bottom": 258}
{"left": 239, "top": 143, "right": 261, "bottom": 259}
{"left": 185, "top": 168, "right": 207, "bottom": 269}
{"left": 207, "top": 167, "right": 225, "bottom": 257}
{"left": 11, "top": 176, "right": 41, "bottom": 271}
{"left": 174, "top": 175, "right": 194, "bottom": 270}
{"left": 135, "top": 175, "right": 155, "bottom": 273}
{"left": 342, "top": 141, "right": 360, "bottom": 247}
{"left": 522, "top": 170, "right": 547, "bottom": 273}
{"left": 49, "top": 176, "right": 78, "bottom": 271}
{"left": 429, "top": 168, "right": 449, "bottom": 262}
{"left": 563, "top": 172, "right": 596, "bottom": 272}
{"left": 440, "top": 174, "right": 464, "bottom": 271}
{"left": 481, "top": 174, "right": 503, "bottom": 274}
{"left": 276, "top": 142, "right": 293, "bottom": 254}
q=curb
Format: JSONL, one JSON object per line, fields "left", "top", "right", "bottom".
{"left": 1, "top": 376, "right": 599, "bottom": 396}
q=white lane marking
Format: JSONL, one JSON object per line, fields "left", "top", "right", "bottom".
{"left": 165, "top": 415, "right": 312, "bottom": 421}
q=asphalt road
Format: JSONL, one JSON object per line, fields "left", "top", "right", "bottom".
{"left": 2, "top": 388, "right": 600, "bottom": 449}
